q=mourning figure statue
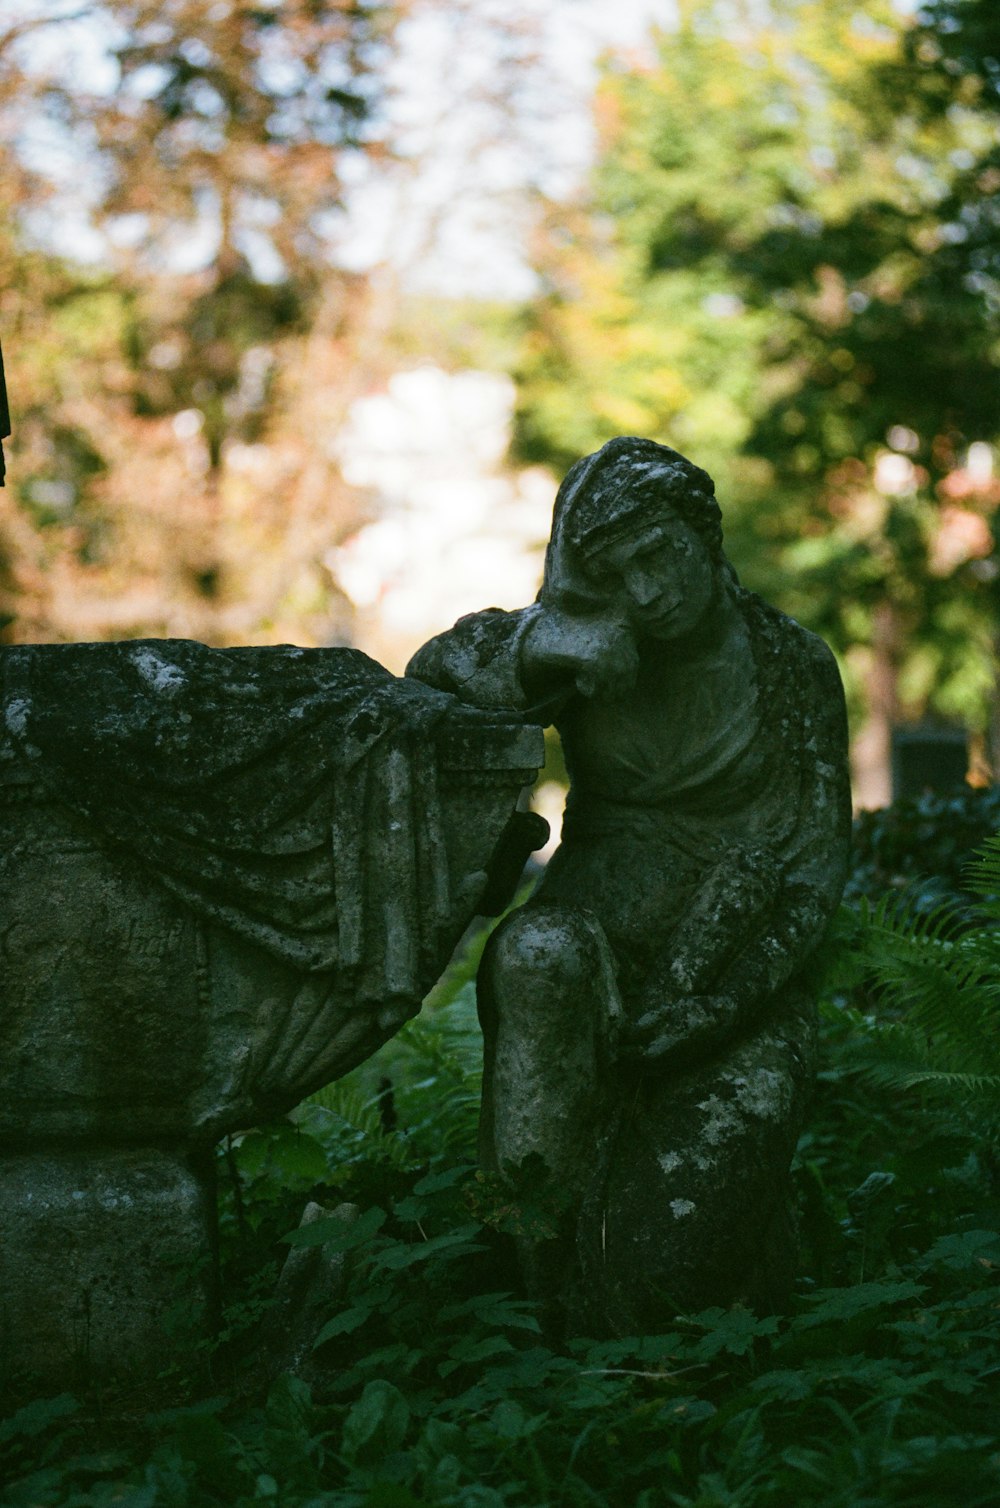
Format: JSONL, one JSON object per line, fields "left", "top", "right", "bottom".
{"left": 1, "top": 424, "right": 849, "bottom": 1389}
{"left": 409, "top": 436, "right": 852, "bottom": 1334}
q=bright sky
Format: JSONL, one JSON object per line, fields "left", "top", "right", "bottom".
{"left": 3, "top": 0, "right": 671, "bottom": 291}
{"left": 337, "top": 0, "right": 672, "bottom": 296}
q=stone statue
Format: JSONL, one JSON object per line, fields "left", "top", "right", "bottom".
{"left": 409, "top": 436, "right": 852, "bottom": 1335}
{"left": 0, "top": 640, "right": 545, "bottom": 1388}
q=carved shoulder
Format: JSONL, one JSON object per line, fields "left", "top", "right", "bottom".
{"left": 743, "top": 592, "right": 846, "bottom": 732}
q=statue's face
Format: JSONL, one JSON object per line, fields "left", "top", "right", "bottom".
{"left": 586, "top": 513, "right": 715, "bottom": 640}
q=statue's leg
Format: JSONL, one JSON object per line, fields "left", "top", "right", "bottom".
{"left": 576, "top": 986, "right": 816, "bottom": 1336}
{"left": 477, "top": 903, "right": 621, "bottom": 1328}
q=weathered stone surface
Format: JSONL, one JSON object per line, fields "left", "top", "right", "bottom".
{"left": 259, "top": 1200, "right": 360, "bottom": 1385}
{"left": 0, "top": 641, "right": 545, "bottom": 1389}
{"left": 0, "top": 1149, "right": 214, "bottom": 1388}
{"left": 409, "top": 435, "right": 852, "bottom": 1335}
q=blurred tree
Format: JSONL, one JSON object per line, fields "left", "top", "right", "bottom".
{"left": 516, "top": 0, "right": 1000, "bottom": 803}
{"left": 89, "top": 0, "right": 384, "bottom": 274}
{"left": 0, "top": 0, "right": 401, "bottom": 645}
{"left": 0, "top": 337, "right": 9, "bottom": 485}
{"left": 0, "top": 0, "right": 566, "bottom": 649}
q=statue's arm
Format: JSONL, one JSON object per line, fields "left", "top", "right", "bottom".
{"left": 407, "top": 606, "right": 542, "bottom": 711}
{"left": 407, "top": 600, "right": 638, "bottom": 717}
{"left": 627, "top": 638, "right": 852, "bottom": 1069}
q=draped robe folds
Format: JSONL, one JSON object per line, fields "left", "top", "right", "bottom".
{"left": 1, "top": 640, "right": 492, "bottom": 1014}
{"left": 0, "top": 638, "right": 550, "bottom": 1386}
{"left": 408, "top": 587, "right": 851, "bottom": 1004}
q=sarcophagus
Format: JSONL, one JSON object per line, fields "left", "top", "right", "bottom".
{"left": 0, "top": 640, "right": 544, "bottom": 1389}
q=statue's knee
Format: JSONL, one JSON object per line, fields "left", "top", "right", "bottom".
{"left": 489, "top": 906, "right": 601, "bottom": 996}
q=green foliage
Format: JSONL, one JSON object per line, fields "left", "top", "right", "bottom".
{"left": 839, "top": 831, "right": 1000, "bottom": 1134}
{"left": 847, "top": 785, "right": 1000, "bottom": 909}
{"left": 516, "top": 0, "right": 1000, "bottom": 737}
{"left": 6, "top": 912, "right": 1000, "bottom": 1508}
{"left": 0, "top": 0, "right": 404, "bottom": 646}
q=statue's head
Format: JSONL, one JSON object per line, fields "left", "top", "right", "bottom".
{"left": 543, "top": 437, "right": 730, "bottom": 640}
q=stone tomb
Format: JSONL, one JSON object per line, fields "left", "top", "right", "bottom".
{"left": 0, "top": 639, "right": 544, "bottom": 1388}
{"left": 1, "top": 433, "right": 853, "bottom": 1382}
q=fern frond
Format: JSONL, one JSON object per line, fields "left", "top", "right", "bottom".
{"left": 394, "top": 983, "right": 483, "bottom": 1158}
{"left": 850, "top": 1020, "right": 1000, "bottom": 1130}
{"left": 849, "top": 833, "right": 1000, "bottom": 1126}
{"left": 863, "top": 1017, "right": 995, "bottom": 1076}
{"left": 303, "top": 1081, "right": 418, "bottom": 1172}
{"left": 891, "top": 1068, "right": 1000, "bottom": 1098}
{"left": 860, "top": 889, "right": 964, "bottom": 949}
{"left": 966, "top": 833, "right": 1000, "bottom": 919}
{"left": 875, "top": 977, "right": 999, "bottom": 1077}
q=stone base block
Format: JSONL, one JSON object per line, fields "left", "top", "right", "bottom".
{"left": 0, "top": 1147, "right": 216, "bottom": 1392}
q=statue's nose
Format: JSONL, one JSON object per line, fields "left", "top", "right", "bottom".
{"left": 627, "top": 570, "right": 660, "bottom": 606}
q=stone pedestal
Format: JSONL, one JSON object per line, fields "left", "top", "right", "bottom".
{"left": 0, "top": 660, "right": 544, "bottom": 1392}
{"left": 0, "top": 1149, "right": 215, "bottom": 1389}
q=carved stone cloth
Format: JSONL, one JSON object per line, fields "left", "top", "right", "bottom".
{"left": 0, "top": 640, "right": 462, "bottom": 1001}
{"left": 413, "top": 590, "right": 844, "bottom": 876}
{"left": 555, "top": 589, "right": 842, "bottom": 863}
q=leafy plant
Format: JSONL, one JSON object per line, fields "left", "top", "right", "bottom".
{"left": 843, "top": 832, "right": 1000, "bottom": 1136}
{"left": 846, "top": 788, "right": 1000, "bottom": 913}
{"left": 6, "top": 886, "right": 1000, "bottom": 1507}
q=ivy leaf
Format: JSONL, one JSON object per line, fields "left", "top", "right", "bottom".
{"left": 234, "top": 1124, "right": 329, "bottom": 1190}
{"left": 750, "top": 1367, "right": 814, "bottom": 1401}
{"left": 0, "top": 1394, "right": 79, "bottom": 1443}
{"left": 440, "top": 1292, "right": 541, "bottom": 1333}
{"left": 420, "top": 1417, "right": 465, "bottom": 1459}
{"left": 684, "top": 1307, "right": 780, "bottom": 1358}
{"left": 439, "top": 1335, "right": 516, "bottom": 1377}
{"left": 265, "top": 1373, "right": 314, "bottom": 1435}
{"left": 411, "top": 1163, "right": 477, "bottom": 1196}
{"left": 918, "top": 1229, "right": 1000, "bottom": 1272}
{"left": 313, "top": 1303, "right": 377, "bottom": 1348}
{"left": 369, "top": 1225, "right": 484, "bottom": 1271}
{"left": 794, "top": 1280, "right": 926, "bottom": 1329}
{"left": 657, "top": 1396, "right": 718, "bottom": 1426}
{"left": 342, "top": 1380, "right": 410, "bottom": 1464}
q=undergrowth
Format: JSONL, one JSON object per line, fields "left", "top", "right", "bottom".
{"left": 4, "top": 870, "right": 1000, "bottom": 1507}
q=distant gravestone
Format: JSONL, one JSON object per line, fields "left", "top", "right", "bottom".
{"left": 0, "top": 640, "right": 545, "bottom": 1389}
{"left": 891, "top": 723, "right": 969, "bottom": 799}
{"left": 410, "top": 436, "right": 852, "bottom": 1335}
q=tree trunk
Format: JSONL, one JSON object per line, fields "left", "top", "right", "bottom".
{"left": 850, "top": 599, "right": 899, "bottom": 811}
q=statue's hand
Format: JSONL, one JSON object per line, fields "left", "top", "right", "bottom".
{"left": 619, "top": 994, "right": 741, "bottom": 1072}
{"left": 522, "top": 607, "right": 638, "bottom": 700}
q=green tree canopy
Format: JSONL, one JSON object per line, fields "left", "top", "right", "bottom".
{"left": 516, "top": 0, "right": 1000, "bottom": 792}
